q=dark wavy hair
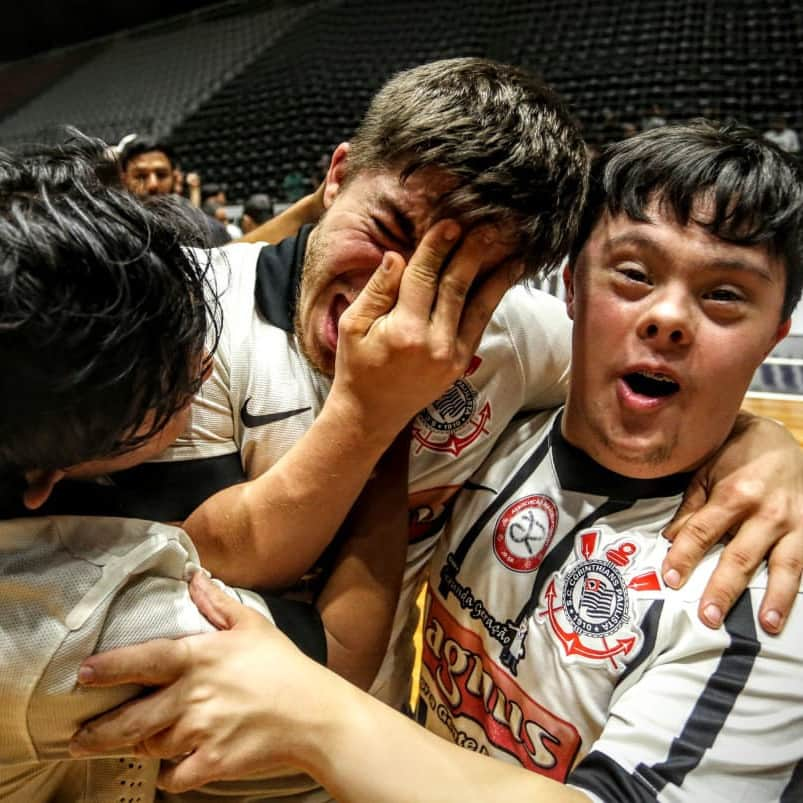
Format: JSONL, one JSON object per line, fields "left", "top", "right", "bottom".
{"left": 571, "top": 120, "right": 803, "bottom": 320}
{"left": 346, "top": 57, "right": 589, "bottom": 278}
{"left": 0, "top": 132, "right": 219, "bottom": 473}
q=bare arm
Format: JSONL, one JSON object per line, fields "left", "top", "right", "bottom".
{"left": 183, "top": 223, "right": 522, "bottom": 588}
{"left": 316, "top": 429, "right": 410, "bottom": 689}
{"left": 72, "top": 573, "right": 587, "bottom": 803}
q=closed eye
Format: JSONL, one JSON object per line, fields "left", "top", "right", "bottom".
{"left": 372, "top": 216, "right": 411, "bottom": 252}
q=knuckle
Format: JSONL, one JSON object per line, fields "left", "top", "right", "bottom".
{"left": 728, "top": 477, "right": 765, "bottom": 506}
{"left": 677, "top": 520, "right": 713, "bottom": 551}
{"left": 721, "top": 545, "right": 757, "bottom": 575}
{"left": 337, "top": 312, "right": 359, "bottom": 336}
{"left": 439, "top": 273, "right": 472, "bottom": 301}
{"left": 204, "top": 749, "right": 224, "bottom": 776}
{"left": 769, "top": 551, "right": 803, "bottom": 578}
{"left": 753, "top": 498, "right": 790, "bottom": 525}
{"left": 407, "top": 255, "right": 440, "bottom": 286}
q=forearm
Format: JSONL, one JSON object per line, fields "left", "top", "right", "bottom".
{"left": 317, "top": 431, "right": 410, "bottom": 689}
{"left": 236, "top": 189, "right": 324, "bottom": 244}
{"left": 183, "top": 394, "right": 403, "bottom": 588}
{"left": 297, "top": 673, "right": 588, "bottom": 803}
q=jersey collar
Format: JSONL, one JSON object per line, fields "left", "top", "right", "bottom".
{"left": 550, "top": 410, "right": 693, "bottom": 499}
{"left": 253, "top": 224, "right": 314, "bottom": 332}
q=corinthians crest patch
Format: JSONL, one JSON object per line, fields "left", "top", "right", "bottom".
{"left": 412, "top": 357, "right": 491, "bottom": 457}
{"left": 536, "top": 528, "right": 661, "bottom": 671}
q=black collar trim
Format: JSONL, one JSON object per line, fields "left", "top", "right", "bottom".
{"left": 550, "top": 411, "right": 693, "bottom": 499}
{"left": 253, "top": 224, "right": 313, "bottom": 332}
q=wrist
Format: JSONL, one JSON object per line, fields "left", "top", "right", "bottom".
{"left": 323, "top": 382, "right": 405, "bottom": 453}
{"left": 294, "top": 674, "right": 371, "bottom": 789}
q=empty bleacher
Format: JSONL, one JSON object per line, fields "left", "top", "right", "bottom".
{"left": 1, "top": 0, "right": 800, "bottom": 200}
{"left": 0, "top": 1, "right": 319, "bottom": 147}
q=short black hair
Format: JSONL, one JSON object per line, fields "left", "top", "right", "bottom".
{"left": 120, "top": 136, "right": 176, "bottom": 171}
{"left": 0, "top": 132, "right": 219, "bottom": 473}
{"left": 243, "top": 193, "right": 274, "bottom": 225}
{"left": 571, "top": 120, "right": 803, "bottom": 320}
{"left": 201, "top": 183, "right": 227, "bottom": 202}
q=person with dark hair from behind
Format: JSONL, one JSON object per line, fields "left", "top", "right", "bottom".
{"left": 201, "top": 198, "right": 234, "bottom": 246}
{"left": 201, "top": 182, "right": 227, "bottom": 206}
{"left": 240, "top": 192, "right": 274, "bottom": 234}
{"left": 73, "top": 121, "right": 803, "bottom": 803}
{"left": 0, "top": 133, "right": 480, "bottom": 801}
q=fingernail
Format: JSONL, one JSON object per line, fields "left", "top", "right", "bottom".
{"left": 77, "top": 665, "right": 95, "bottom": 685}
{"left": 763, "top": 609, "right": 782, "bottom": 631}
{"left": 703, "top": 603, "right": 723, "bottom": 628}
{"left": 663, "top": 568, "right": 681, "bottom": 589}
{"left": 442, "top": 221, "right": 459, "bottom": 241}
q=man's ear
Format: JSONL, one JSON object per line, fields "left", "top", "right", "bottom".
{"left": 322, "top": 142, "right": 350, "bottom": 209}
{"left": 563, "top": 262, "right": 576, "bottom": 320}
{"left": 766, "top": 318, "right": 792, "bottom": 359}
{"left": 22, "top": 469, "right": 65, "bottom": 510}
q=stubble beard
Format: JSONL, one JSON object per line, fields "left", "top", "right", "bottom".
{"left": 293, "top": 224, "right": 336, "bottom": 377}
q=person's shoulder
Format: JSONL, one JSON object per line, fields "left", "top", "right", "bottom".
{"left": 490, "top": 283, "right": 568, "bottom": 335}
{"left": 0, "top": 516, "right": 198, "bottom": 631}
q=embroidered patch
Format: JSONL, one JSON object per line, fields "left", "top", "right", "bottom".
{"left": 413, "top": 369, "right": 491, "bottom": 457}
{"left": 537, "top": 529, "right": 659, "bottom": 671}
{"left": 492, "top": 495, "right": 558, "bottom": 573}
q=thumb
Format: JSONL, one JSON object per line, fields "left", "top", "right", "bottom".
{"left": 189, "top": 571, "right": 262, "bottom": 631}
{"left": 340, "top": 251, "right": 406, "bottom": 334}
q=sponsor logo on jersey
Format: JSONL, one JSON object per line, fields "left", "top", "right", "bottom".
{"left": 421, "top": 594, "right": 581, "bottom": 780}
{"left": 492, "top": 495, "right": 557, "bottom": 573}
{"left": 438, "top": 560, "right": 519, "bottom": 648}
{"left": 412, "top": 357, "right": 491, "bottom": 457}
{"left": 240, "top": 398, "right": 311, "bottom": 429}
{"left": 537, "top": 529, "right": 660, "bottom": 671}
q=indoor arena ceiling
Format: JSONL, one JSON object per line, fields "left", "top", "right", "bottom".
{"left": 4, "top": 0, "right": 227, "bottom": 63}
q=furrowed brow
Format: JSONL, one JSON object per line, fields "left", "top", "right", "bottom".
{"left": 374, "top": 195, "right": 417, "bottom": 244}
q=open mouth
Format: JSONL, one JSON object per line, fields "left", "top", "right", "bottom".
{"left": 623, "top": 371, "right": 680, "bottom": 398}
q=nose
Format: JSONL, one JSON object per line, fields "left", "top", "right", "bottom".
{"left": 145, "top": 173, "right": 160, "bottom": 194}
{"left": 637, "top": 286, "right": 693, "bottom": 348}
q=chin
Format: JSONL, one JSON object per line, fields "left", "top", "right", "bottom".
{"left": 598, "top": 432, "right": 678, "bottom": 478}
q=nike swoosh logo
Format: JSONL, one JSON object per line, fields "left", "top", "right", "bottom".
{"left": 240, "top": 398, "right": 312, "bottom": 428}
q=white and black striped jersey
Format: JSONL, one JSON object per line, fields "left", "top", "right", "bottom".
{"left": 419, "top": 408, "right": 803, "bottom": 802}
{"left": 155, "top": 230, "right": 572, "bottom": 709}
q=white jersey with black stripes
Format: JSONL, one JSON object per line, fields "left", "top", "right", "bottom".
{"left": 157, "top": 238, "right": 573, "bottom": 711}
{"left": 420, "top": 408, "right": 803, "bottom": 802}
